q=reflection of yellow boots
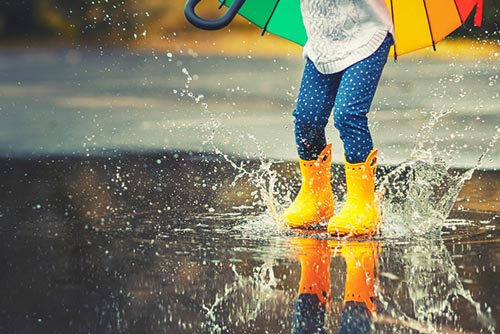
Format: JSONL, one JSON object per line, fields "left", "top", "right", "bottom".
{"left": 339, "top": 241, "right": 378, "bottom": 334}
{"left": 283, "top": 144, "right": 334, "bottom": 229}
{"left": 291, "top": 238, "right": 331, "bottom": 334}
{"left": 328, "top": 149, "right": 379, "bottom": 236}
{"left": 342, "top": 242, "right": 377, "bottom": 314}
{"left": 296, "top": 238, "right": 331, "bottom": 305}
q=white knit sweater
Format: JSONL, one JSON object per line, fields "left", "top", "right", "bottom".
{"left": 301, "top": 0, "right": 393, "bottom": 74}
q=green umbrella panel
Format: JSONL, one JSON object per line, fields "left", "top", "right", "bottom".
{"left": 218, "top": 0, "right": 307, "bottom": 45}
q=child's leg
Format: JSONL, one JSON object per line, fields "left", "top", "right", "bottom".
{"left": 333, "top": 35, "right": 392, "bottom": 163}
{"left": 283, "top": 59, "right": 340, "bottom": 228}
{"left": 293, "top": 58, "right": 342, "bottom": 160}
{"left": 327, "top": 35, "right": 393, "bottom": 236}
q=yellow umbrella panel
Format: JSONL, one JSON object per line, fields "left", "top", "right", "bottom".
{"left": 386, "top": 0, "right": 483, "bottom": 58}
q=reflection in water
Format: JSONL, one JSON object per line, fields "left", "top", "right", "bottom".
{"left": 292, "top": 238, "right": 330, "bottom": 334}
{"left": 339, "top": 241, "right": 377, "bottom": 334}
{"left": 0, "top": 152, "right": 498, "bottom": 333}
{"left": 291, "top": 237, "right": 378, "bottom": 334}
{"left": 377, "top": 236, "right": 496, "bottom": 334}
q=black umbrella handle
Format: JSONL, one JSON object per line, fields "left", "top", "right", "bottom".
{"left": 184, "top": 0, "right": 246, "bottom": 30}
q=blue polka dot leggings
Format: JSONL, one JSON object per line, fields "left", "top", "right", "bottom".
{"left": 293, "top": 34, "right": 393, "bottom": 163}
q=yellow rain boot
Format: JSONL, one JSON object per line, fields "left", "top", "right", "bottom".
{"left": 283, "top": 144, "right": 334, "bottom": 229}
{"left": 328, "top": 149, "right": 379, "bottom": 236}
{"left": 339, "top": 241, "right": 378, "bottom": 334}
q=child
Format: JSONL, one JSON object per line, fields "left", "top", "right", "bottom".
{"left": 282, "top": 0, "right": 394, "bottom": 236}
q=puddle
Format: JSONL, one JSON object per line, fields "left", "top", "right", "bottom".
{"left": 0, "top": 152, "right": 498, "bottom": 333}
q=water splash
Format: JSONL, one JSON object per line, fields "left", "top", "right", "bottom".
{"left": 377, "top": 237, "right": 496, "bottom": 334}
{"left": 374, "top": 109, "right": 498, "bottom": 333}
{"left": 174, "top": 63, "right": 285, "bottom": 222}
{"left": 378, "top": 152, "right": 474, "bottom": 236}
{"left": 212, "top": 146, "right": 283, "bottom": 223}
{"left": 176, "top": 66, "right": 209, "bottom": 111}
{"left": 378, "top": 109, "right": 500, "bottom": 237}
{"left": 201, "top": 262, "right": 291, "bottom": 334}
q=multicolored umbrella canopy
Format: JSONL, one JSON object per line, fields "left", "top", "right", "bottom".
{"left": 185, "top": 0, "right": 483, "bottom": 58}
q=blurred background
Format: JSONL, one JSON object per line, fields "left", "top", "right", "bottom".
{"left": 1, "top": 0, "right": 498, "bottom": 49}
{"left": 0, "top": 0, "right": 499, "bottom": 166}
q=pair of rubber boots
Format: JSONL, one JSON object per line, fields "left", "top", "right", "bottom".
{"left": 282, "top": 144, "right": 379, "bottom": 236}
{"left": 292, "top": 239, "right": 377, "bottom": 334}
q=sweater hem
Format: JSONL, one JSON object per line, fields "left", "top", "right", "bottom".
{"left": 306, "top": 30, "right": 391, "bottom": 74}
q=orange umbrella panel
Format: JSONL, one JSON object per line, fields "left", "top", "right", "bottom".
{"left": 385, "top": 0, "right": 483, "bottom": 58}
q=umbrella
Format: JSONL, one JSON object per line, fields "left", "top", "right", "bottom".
{"left": 184, "top": 0, "right": 483, "bottom": 59}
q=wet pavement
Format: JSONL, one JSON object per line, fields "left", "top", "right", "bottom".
{"left": 0, "top": 152, "right": 498, "bottom": 333}
{"left": 0, "top": 48, "right": 499, "bottom": 333}
{"left": 0, "top": 48, "right": 499, "bottom": 168}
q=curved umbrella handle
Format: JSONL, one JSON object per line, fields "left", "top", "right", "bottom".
{"left": 184, "top": 0, "right": 246, "bottom": 30}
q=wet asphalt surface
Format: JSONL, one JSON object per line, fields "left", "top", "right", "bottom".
{"left": 0, "top": 48, "right": 499, "bottom": 333}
